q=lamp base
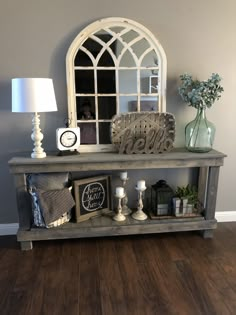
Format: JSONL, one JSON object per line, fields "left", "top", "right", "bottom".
{"left": 31, "top": 151, "right": 46, "bottom": 159}
{"left": 31, "top": 113, "right": 46, "bottom": 159}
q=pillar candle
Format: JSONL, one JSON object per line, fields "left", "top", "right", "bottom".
{"left": 116, "top": 186, "right": 124, "bottom": 197}
{"left": 120, "top": 171, "right": 128, "bottom": 180}
{"left": 137, "top": 180, "right": 146, "bottom": 190}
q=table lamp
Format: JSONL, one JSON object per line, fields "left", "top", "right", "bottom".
{"left": 12, "top": 78, "right": 58, "bottom": 158}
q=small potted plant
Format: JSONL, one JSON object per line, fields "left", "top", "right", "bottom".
{"left": 178, "top": 73, "right": 224, "bottom": 152}
{"left": 174, "top": 184, "right": 198, "bottom": 215}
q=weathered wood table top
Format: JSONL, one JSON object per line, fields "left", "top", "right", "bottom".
{"left": 8, "top": 148, "right": 226, "bottom": 173}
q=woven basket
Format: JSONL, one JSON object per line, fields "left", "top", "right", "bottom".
{"left": 111, "top": 111, "right": 175, "bottom": 154}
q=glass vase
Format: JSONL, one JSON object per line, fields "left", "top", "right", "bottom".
{"left": 185, "top": 108, "right": 215, "bottom": 153}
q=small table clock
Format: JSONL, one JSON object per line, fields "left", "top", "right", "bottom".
{"left": 56, "top": 127, "right": 80, "bottom": 155}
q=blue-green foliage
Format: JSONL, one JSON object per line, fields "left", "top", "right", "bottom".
{"left": 178, "top": 73, "right": 224, "bottom": 109}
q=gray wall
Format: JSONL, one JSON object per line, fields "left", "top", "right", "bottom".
{"left": 0, "top": 0, "right": 235, "bottom": 223}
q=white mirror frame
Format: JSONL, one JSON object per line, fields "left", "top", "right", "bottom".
{"left": 66, "top": 17, "right": 167, "bottom": 152}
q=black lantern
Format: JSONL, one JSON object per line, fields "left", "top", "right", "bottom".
{"left": 151, "top": 180, "right": 174, "bottom": 216}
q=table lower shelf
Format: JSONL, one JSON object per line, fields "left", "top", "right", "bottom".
{"left": 17, "top": 214, "right": 217, "bottom": 245}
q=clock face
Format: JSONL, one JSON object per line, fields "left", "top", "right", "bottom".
{"left": 60, "top": 130, "right": 77, "bottom": 148}
{"left": 56, "top": 127, "right": 80, "bottom": 151}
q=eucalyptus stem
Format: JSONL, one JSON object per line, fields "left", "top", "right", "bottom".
{"left": 193, "top": 110, "right": 202, "bottom": 148}
{"left": 203, "top": 113, "right": 212, "bottom": 146}
{"left": 187, "top": 109, "right": 201, "bottom": 147}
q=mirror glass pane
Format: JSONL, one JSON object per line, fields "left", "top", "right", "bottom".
{"left": 75, "top": 70, "right": 94, "bottom": 93}
{"left": 119, "top": 50, "right": 136, "bottom": 67}
{"left": 99, "top": 122, "right": 111, "bottom": 144}
{"left": 140, "top": 96, "right": 158, "bottom": 111}
{"left": 82, "top": 38, "right": 102, "bottom": 59}
{"left": 98, "top": 96, "right": 116, "bottom": 119}
{"left": 121, "top": 30, "right": 140, "bottom": 43}
{"left": 148, "top": 76, "right": 159, "bottom": 94}
{"left": 119, "top": 96, "right": 137, "bottom": 112}
{"left": 74, "top": 50, "right": 92, "bottom": 66}
{"left": 94, "top": 31, "right": 112, "bottom": 42}
{"left": 131, "top": 38, "right": 150, "bottom": 58}
{"left": 140, "top": 70, "right": 158, "bottom": 94}
{"left": 110, "top": 26, "right": 125, "bottom": 33}
{"left": 76, "top": 97, "right": 96, "bottom": 120}
{"left": 115, "top": 39, "right": 125, "bottom": 59}
{"left": 97, "top": 70, "right": 116, "bottom": 93}
{"left": 141, "top": 49, "right": 158, "bottom": 68}
{"left": 119, "top": 70, "right": 137, "bottom": 93}
{"left": 97, "top": 50, "right": 115, "bottom": 67}
{"left": 140, "top": 70, "right": 151, "bottom": 94}
{"left": 79, "top": 122, "right": 97, "bottom": 144}
{"left": 128, "top": 97, "right": 158, "bottom": 111}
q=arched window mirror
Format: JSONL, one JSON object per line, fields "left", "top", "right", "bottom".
{"left": 66, "top": 17, "right": 167, "bottom": 152}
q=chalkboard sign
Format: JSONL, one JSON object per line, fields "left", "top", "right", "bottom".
{"left": 74, "top": 175, "right": 112, "bottom": 222}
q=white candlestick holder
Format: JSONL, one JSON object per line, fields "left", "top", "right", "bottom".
{"left": 113, "top": 193, "right": 126, "bottom": 222}
{"left": 120, "top": 177, "right": 132, "bottom": 215}
{"left": 132, "top": 186, "right": 148, "bottom": 221}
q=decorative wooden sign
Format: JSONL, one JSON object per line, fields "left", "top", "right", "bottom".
{"left": 111, "top": 112, "right": 175, "bottom": 154}
{"left": 74, "top": 175, "right": 112, "bottom": 222}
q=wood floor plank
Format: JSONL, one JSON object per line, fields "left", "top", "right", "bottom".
{"left": 79, "top": 238, "right": 102, "bottom": 315}
{"left": 175, "top": 259, "right": 217, "bottom": 314}
{"left": 136, "top": 260, "right": 174, "bottom": 315}
{"left": 131, "top": 235, "right": 177, "bottom": 314}
{"left": 97, "top": 238, "right": 128, "bottom": 315}
{"left": 11, "top": 246, "right": 45, "bottom": 315}
{"left": 115, "top": 237, "right": 158, "bottom": 315}
{"left": 0, "top": 238, "right": 20, "bottom": 315}
{"left": 28, "top": 240, "right": 81, "bottom": 315}
{"left": 177, "top": 232, "right": 236, "bottom": 314}
{"left": 148, "top": 235, "right": 204, "bottom": 315}
{"left": 162, "top": 233, "right": 188, "bottom": 262}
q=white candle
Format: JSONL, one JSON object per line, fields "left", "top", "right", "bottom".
{"left": 137, "top": 180, "right": 146, "bottom": 190}
{"left": 120, "top": 171, "right": 128, "bottom": 180}
{"left": 116, "top": 186, "right": 124, "bottom": 197}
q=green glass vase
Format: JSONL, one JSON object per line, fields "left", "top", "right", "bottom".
{"left": 185, "top": 107, "right": 215, "bottom": 153}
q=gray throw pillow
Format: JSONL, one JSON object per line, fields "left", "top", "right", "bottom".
{"left": 36, "top": 188, "right": 75, "bottom": 225}
{"left": 27, "top": 173, "right": 70, "bottom": 190}
{"left": 27, "top": 173, "right": 72, "bottom": 227}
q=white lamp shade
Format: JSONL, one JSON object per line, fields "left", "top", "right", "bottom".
{"left": 12, "top": 78, "right": 58, "bottom": 113}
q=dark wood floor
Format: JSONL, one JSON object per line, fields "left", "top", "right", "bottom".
{"left": 0, "top": 223, "right": 235, "bottom": 315}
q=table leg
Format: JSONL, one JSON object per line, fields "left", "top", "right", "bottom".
{"left": 205, "top": 166, "right": 220, "bottom": 220}
{"left": 201, "top": 229, "right": 214, "bottom": 238}
{"left": 198, "top": 167, "right": 208, "bottom": 209}
{"left": 14, "top": 174, "right": 32, "bottom": 230}
{"left": 20, "top": 241, "right": 33, "bottom": 251}
{"left": 200, "top": 166, "right": 220, "bottom": 238}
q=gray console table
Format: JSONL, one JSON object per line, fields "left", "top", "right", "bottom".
{"left": 8, "top": 148, "right": 226, "bottom": 250}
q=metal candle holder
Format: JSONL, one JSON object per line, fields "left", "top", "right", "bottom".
{"left": 132, "top": 186, "right": 148, "bottom": 221}
{"left": 120, "top": 177, "right": 132, "bottom": 215}
{"left": 113, "top": 193, "right": 126, "bottom": 222}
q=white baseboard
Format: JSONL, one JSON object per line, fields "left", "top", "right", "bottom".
{"left": 0, "top": 212, "right": 235, "bottom": 236}
{"left": 0, "top": 223, "right": 19, "bottom": 236}
{"left": 215, "top": 211, "right": 236, "bottom": 222}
